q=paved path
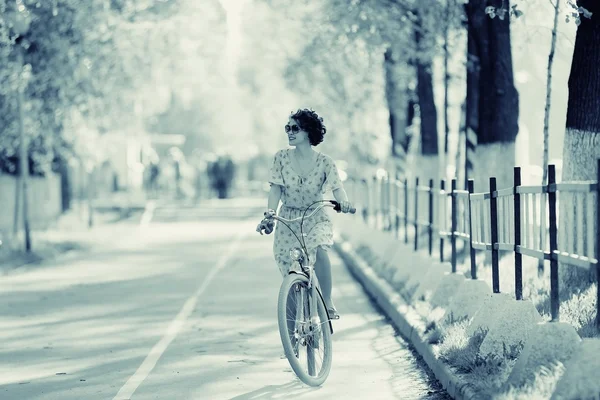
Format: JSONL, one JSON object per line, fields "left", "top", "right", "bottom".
{"left": 0, "top": 202, "right": 448, "bottom": 399}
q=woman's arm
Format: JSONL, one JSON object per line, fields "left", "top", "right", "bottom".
{"left": 267, "top": 184, "right": 282, "bottom": 213}
{"left": 332, "top": 187, "right": 349, "bottom": 203}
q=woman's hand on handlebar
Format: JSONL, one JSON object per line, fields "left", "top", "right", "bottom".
{"left": 256, "top": 218, "right": 274, "bottom": 235}
{"left": 337, "top": 201, "right": 354, "bottom": 214}
{"left": 256, "top": 209, "right": 276, "bottom": 235}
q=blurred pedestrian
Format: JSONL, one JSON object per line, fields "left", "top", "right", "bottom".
{"left": 208, "top": 154, "right": 236, "bottom": 199}
{"left": 148, "top": 159, "right": 160, "bottom": 199}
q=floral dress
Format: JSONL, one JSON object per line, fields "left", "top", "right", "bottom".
{"left": 269, "top": 148, "right": 343, "bottom": 276}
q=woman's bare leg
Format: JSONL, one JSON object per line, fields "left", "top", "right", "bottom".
{"left": 315, "top": 247, "right": 336, "bottom": 310}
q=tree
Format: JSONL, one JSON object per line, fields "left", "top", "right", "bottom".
{"left": 384, "top": 48, "right": 411, "bottom": 162}
{"left": 559, "top": 0, "right": 598, "bottom": 300}
{"left": 413, "top": 5, "right": 440, "bottom": 182}
{"left": 464, "top": 0, "right": 520, "bottom": 189}
{"left": 240, "top": 0, "right": 398, "bottom": 168}
{"left": 537, "top": 0, "right": 561, "bottom": 275}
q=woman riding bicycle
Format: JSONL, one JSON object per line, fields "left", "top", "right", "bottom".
{"left": 256, "top": 108, "right": 353, "bottom": 320}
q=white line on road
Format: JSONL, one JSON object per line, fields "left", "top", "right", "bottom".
{"left": 113, "top": 229, "right": 246, "bottom": 400}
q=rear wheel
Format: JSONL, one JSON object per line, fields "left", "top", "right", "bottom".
{"left": 277, "top": 273, "right": 332, "bottom": 386}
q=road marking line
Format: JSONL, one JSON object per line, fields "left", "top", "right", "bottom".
{"left": 113, "top": 230, "right": 246, "bottom": 400}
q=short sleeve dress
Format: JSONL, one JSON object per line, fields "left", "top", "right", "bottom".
{"left": 268, "top": 149, "right": 343, "bottom": 276}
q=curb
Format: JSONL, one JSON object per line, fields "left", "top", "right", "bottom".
{"left": 334, "top": 240, "right": 481, "bottom": 400}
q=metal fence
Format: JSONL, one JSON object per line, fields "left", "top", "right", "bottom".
{"left": 346, "top": 160, "right": 600, "bottom": 330}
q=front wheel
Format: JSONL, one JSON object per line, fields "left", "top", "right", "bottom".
{"left": 277, "top": 273, "right": 332, "bottom": 386}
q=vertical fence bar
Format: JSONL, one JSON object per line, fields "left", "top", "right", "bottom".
{"left": 587, "top": 191, "right": 594, "bottom": 262}
{"left": 394, "top": 179, "right": 400, "bottom": 239}
{"left": 498, "top": 197, "right": 504, "bottom": 244}
{"left": 368, "top": 177, "right": 372, "bottom": 226}
{"left": 377, "top": 176, "right": 382, "bottom": 230}
{"left": 386, "top": 175, "right": 392, "bottom": 231}
{"left": 389, "top": 176, "right": 394, "bottom": 232}
{"left": 440, "top": 180, "right": 445, "bottom": 263}
{"left": 532, "top": 194, "right": 539, "bottom": 250}
{"left": 577, "top": 193, "right": 584, "bottom": 256}
{"left": 451, "top": 179, "right": 457, "bottom": 273}
{"left": 490, "top": 177, "right": 500, "bottom": 293}
{"left": 385, "top": 176, "right": 389, "bottom": 230}
{"left": 429, "top": 179, "right": 434, "bottom": 256}
{"left": 362, "top": 178, "right": 369, "bottom": 224}
{"left": 468, "top": 180, "right": 476, "bottom": 279}
{"left": 414, "top": 177, "right": 419, "bottom": 251}
{"left": 404, "top": 178, "right": 409, "bottom": 244}
{"left": 382, "top": 176, "right": 386, "bottom": 230}
{"left": 475, "top": 199, "right": 480, "bottom": 246}
{"left": 596, "top": 159, "right": 600, "bottom": 331}
{"left": 514, "top": 167, "right": 523, "bottom": 300}
{"left": 375, "top": 176, "right": 380, "bottom": 229}
{"left": 548, "top": 165, "right": 559, "bottom": 321}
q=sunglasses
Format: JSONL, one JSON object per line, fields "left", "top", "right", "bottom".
{"left": 285, "top": 124, "right": 301, "bottom": 134}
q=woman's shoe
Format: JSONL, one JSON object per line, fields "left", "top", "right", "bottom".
{"left": 327, "top": 307, "right": 340, "bottom": 320}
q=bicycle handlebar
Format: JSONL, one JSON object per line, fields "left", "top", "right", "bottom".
{"left": 272, "top": 200, "right": 356, "bottom": 224}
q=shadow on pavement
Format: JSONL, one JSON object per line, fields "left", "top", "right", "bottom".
{"left": 230, "top": 380, "right": 320, "bottom": 399}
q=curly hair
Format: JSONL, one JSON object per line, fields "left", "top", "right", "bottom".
{"left": 290, "top": 108, "right": 327, "bottom": 146}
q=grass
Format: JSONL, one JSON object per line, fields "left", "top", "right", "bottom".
{"left": 495, "top": 363, "right": 566, "bottom": 400}
{"left": 358, "top": 245, "right": 596, "bottom": 399}
{"left": 432, "top": 317, "right": 527, "bottom": 397}
{"left": 469, "top": 251, "right": 599, "bottom": 339}
{"left": 433, "top": 252, "right": 596, "bottom": 398}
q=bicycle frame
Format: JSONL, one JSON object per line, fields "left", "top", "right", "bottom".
{"left": 270, "top": 201, "right": 338, "bottom": 334}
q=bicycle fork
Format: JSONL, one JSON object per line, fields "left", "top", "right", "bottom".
{"left": 307, "top": 266, "right": 333, "bottom": 335}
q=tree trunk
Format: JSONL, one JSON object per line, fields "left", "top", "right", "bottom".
{"left": 417, "top": 62, "right": 438, "bottom": 157}
{"left": 539, "top": 0, "right": 560, "bottom": 275}
{"left": 13, "top": 174, "right": 20, "bottom": 236}
{"left": 443, "top": 0, "right": 451, "bottom": 156}
{"left": 464, "top": 0, "right": 484, "bottom": 188}
{"left": 384, "top": 48, "right": 409, "bottom": 158}
{"left": 559, "top": 0, "right": 600, "bottom": 308}
{"left": 414, "top": 18, "right": 439, "bottom": 183}
{"left": 466, "top": 0, "right": 519, "bottom": 190}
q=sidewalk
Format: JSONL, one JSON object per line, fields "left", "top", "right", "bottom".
{"left": 0, "top": 203, "right": 130, "bottom": 274}
{"left": 93, "top": 190, "right": 148, "bottom": 212}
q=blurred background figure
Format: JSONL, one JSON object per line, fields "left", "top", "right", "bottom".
{"left": 208, "top": 152, "right": 236, "bottom": 199}
{"left": 144, "top": 150, "right": 161, "bottom": 199}
{"left": 191, "top": 149, "right": 209, "bottom": 204}
{"left": 169, "top": 147, "right": 184, "bottom": 200}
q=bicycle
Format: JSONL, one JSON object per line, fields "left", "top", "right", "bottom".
{"left": 261, "top": 200, "right": 355, "bottom": 386}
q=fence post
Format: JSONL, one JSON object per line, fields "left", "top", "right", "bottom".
{"left": 548, "top": 164, "right": 559, "bottom": 321}
{"left": 386, "top": 174, "right": 392, "bottom": 231}
{"left": 404, "top": 178, "right": 409, "bottom": 244}
{"left": 376, "top": 175, "right": 382, "bottom": 230}
{"left": 362, "top": 178, "right": 369, "bottom": 224}
{"left": 490, "top": 177, "right": 500, "bottom": 293}
{"left": 415, "top": 177, "right": 419, "bottom": 251}
{"left": 440, "top": 179, "right": 445, "bottom": 263}
{"left": 394, "top": 178, "right": 400, "bottom": 239}
{"left": 596, "top": 159, "right": 600, "bottom": 331}
{"left": 379, "top": 176, "right": 387, "bottom": 231}
{"left": 468, "top": 179, "right": 476, "bottom": 279}
{"left": 465, "top": 125, "right": 477, "bottom": 190}
{"left": 383, "top": 176, "right": 387, "bottom": 230}
{"left": 377, "top": 175, "right": 382, "bottom": 229}
{"left": 514, "top": 167, "right": 523, "bottom": 300}
{"left": 451, "top": 179, "right": 457, "bottom": 273}
{"left": 428, "top": 179, "right": 434, "bottom": 256}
